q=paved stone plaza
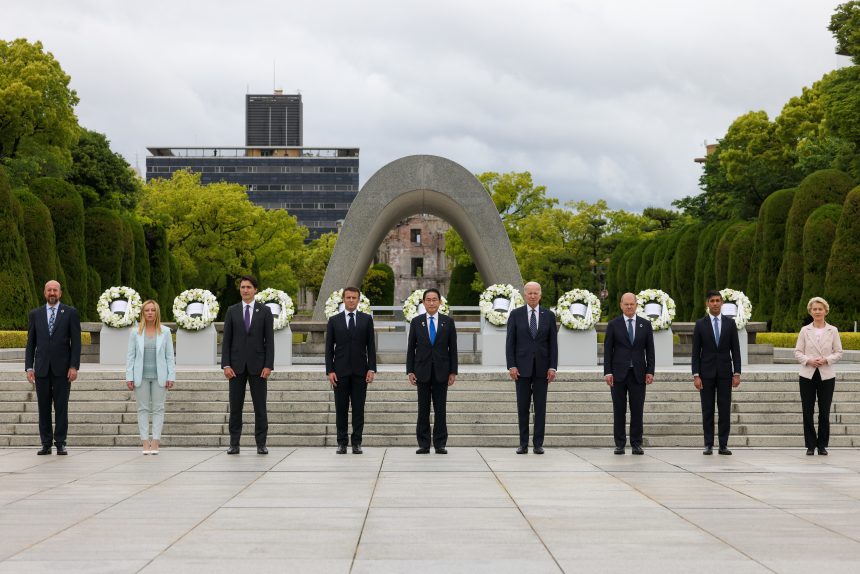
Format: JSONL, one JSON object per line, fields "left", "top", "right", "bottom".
{"left": 1, "top": 446, "right": 859, "bottom": 573}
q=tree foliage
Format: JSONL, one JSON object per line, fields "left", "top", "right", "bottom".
{"left": 829, "top": 1, "right": 860, "bottom": 63}
{"left": 824, "top": 185, "right": 860, "bottom": 329}
{"left": 68, "top": 129, "right": 142, "bottom": 210}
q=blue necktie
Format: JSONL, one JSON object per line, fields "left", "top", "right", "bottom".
{"left": 627, "top": 318, "right": 634, "bottom": 345}
{"left": 48, "top": 307, "right": 56, "bottom": 336}
{"left": 429, "top": 316, "right": 436, "bottom": 345}
{"left": 713, "top": 316, "right": 721, "bottom": 346}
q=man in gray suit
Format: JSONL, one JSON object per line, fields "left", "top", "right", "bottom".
{"left": 25, "top": 280, "right": 81, "bottom": 455}
{"left": 221, "top": 275, "right": 274, "bottom": 455}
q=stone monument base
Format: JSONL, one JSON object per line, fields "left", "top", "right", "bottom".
{"left": 99, "top": 325, "right": 133, "bottom": 366}
{"left": 480, "top": 321, "right": 508, "bottom": 367}
{"left": 558, "top": 328, "right": 597, "bottom": 367}
{"left": 176, "top": 325, "right": 216, "bottom": 366}
{"left": 654, "top": 328, "right": 673, "bottom": 366}
{"left": 273, "top": 326, "right": 293, "bottom": 368}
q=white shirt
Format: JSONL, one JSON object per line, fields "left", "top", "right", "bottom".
{"left": 242, "top": 302, "right": 254, "bottom": 328}
{"left": 526, "top": 305, "right": 540, "bottom": 330}
{"left": 343, "top": 308, "right": 358, "bottom": 328}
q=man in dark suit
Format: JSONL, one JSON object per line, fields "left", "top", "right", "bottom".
{"left": 407, "top": 288, "right": 457, "bottom": 454}
{"left": 692, "top": 289, "right": 742, "bottom": 455}
{"left": 25, "top": 280, "right": 81, "bottom": 455}
{"left": 604, "top": 292, "right": 655, "bottom": 455}
{"left": 506, "top": 281, "right": 558, "bottom": 454}
{"left": 221, "top": 275, "right": 274, "bottom": 455}
{"left": 325, "top": 286, "right": 376, "bottom": 454}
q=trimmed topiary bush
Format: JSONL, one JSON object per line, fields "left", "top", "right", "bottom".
{"left": 773, "top": 169, "right": 854, "bottom": 331}
{"left": 607, "top": 239, "right": 637, "bottom": 305}
{"left": 824, "top": 186, "right": 860, "bottom": 330}
{"left": 695, "top": 221, "right": 734, "bottom": 308}
{"left": 635, "top": 240, "right": 660, "bottom": 291}
{"left": 447, "top": 263, "right": 481, "bottom": 306}
{"left": 144, "top": 223, "right": 173, "bottom": 316}
{"left": 30, "top": 177, "right": 88, "bottom": 318}
{"left": 673, "top": 224, "right": 702, "bottom": 321}
{"left": 715, "top": 221, "right": 747, "bottom": 288}
{"left": 755, "top": 187, "right": 797, "bottom": 324}
{"left": 0, "top": 168, "right": 39, "bottom": 328}
{"left": 84, "top": 207, "right": 125, "bottom": 291}
{"left": 727, "top": 222, "right": 756, "bottom": 293}
{"left": 799, "top": 203, "right": 841, "bottom": 320}
{"left": 119, "top": 216, "right": 136, "bottom": 288}
{"left": 624, "top": 242, "right": 647, "bottom": 294}
{"left": 14, "top": 189, "right": 63, "bottom": 306}
{"left": 86, "top": 265, "right": 101, "bottom": 320}
{"left": 127, "top": 215, "right": 153, "bottom": 299}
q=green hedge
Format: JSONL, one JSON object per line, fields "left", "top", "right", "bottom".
{"left": 658, "top": 231, "right": 679, "bottom": 296}
{"left": 86, "top": 265, "right": 102, "bottom": 321}
{"left": 128, "top": 215, "right": 153, "bottom": 299}
{"left": 695, "top": 221, "right": 733, "bottom": 307}
{"left": 673, "top": 225, "right": 702, "bottom": 320}
{"left": 608, "top": 239, "right": 638, "bottom": 305}
{"left": 635, "top": 240, "right": 659, "bottom": 291}
{"left": 825, "top": 186, "right": 860, "bottom": 330}
{"left": 30, "top": 178, "right": 88, "bottom": 319}
{"left": 624, "top": 242, "right": 647, "bottom": 295}
{"left": 727, "top": 222, "right": 756, "bottom": 292}
{"left": 119, "top": 216, "right": 136, "bottom": 287}
{"left": 0, "top": 167, "right": 39, "bottom": 329}
{"left": 84, "top": 207, "right": 125, "bottom": 291}
{"left": 754, "top": 187, "right": 796, "bottom": 324}
{"left": 773, "top": 169, "right": 854, "bottom": 331}
{"left": 758, "top": 332, "right": 860, "bottom": 350}
{"left": 144, "top": 223, "right": 173, "bottom": 317}
{"left": 14, "top": 189, "right": 66, "bottom": 306}
{"left": 447, "top": 263, "right": 481, "bottom": 305}
{"left": 0, "top": 331, "right": 92, "bottom": 348}
{"left": 365, "top": 263, "right": 394, "bottom": 306}
{"left": 799, "top": 203, "right": 842, "bottom": 318}
{"left": 715, "top": 221, "right": 746, "bottom": 288}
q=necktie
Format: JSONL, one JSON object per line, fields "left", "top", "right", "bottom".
{"left": 429, "top": 316, "right": 436, "bottom": 345}
{"left": 348, "top": 312, "right": 355, "bottom": 332}
{"left": 530, "top": 309, "right": 537, "bottom": 338}
{"left": 627, "top": 318, "right": 634, "bottom": 344}
{"left": 713, "top": 316, "right": 721, "bottom": 346}
{"left": 244, "top": 304, "right": 251, "bottom": 333}
{"left": 48, "top": 307, "right": 56, "bottom": 336}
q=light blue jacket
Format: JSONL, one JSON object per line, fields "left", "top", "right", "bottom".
{"left": 125, "top": 325, "right": 176, "bottom": 387}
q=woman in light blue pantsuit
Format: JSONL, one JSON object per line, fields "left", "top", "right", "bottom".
{"left": 126, "top": 300, "right": 175, "bottom": 454}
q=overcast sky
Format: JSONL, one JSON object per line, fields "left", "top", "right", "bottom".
{"left": 1, "top": 0, "right": 848, "bottom": 211}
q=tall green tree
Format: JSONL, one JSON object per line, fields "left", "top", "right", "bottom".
{"left": 823, "top": 185, "right": 860, "bottom": 329}
{"left": 0, "top": 39, "right": 80, "bottom": 185}
{"left": 68, "top": 128, "right": 142, "bottom": 210}
{"left": 296, "top": 232, "right": 338, "bottom": 301}
{"left": 0, "top": 167, "right": 38, "bottom": 328}
{"left": 829, "top": 1, "right": 860, "bottom": 63}
{"left": 754, "top": 187, "right": 796, "bottom": 324}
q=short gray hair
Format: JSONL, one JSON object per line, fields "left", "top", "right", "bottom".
{"left": 806, "top": 297, "right": 830, "bottom": 313}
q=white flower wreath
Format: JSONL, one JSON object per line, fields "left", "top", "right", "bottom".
{"left": 556, "top": 289, "right": 601, "bottom": 330}
{"left": 718, "top": 288, "right": 753, "bottom": 330}
{"left": 403, "top": 289, "right": 449, "bottom": 322}
{"left": 479, "top": 284, "right": 525, "bottom": 327}
{"left": 255, "top": 288, "right": 295, "bottom": 331}
{"left": 173, "top": 289, "right": 220, "bottom": 331}
{"left": 636, "top": 289, "right": 676, "bottom": 331}
{"left": 97, "top": 286, "right": 143, "bottom": 328}
{"left": 324, "top": 288, "right": 372, "bottom": 319}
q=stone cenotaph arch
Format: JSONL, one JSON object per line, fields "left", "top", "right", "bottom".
{"left": 312, "top": 155, "right": 523, "bottom": 320}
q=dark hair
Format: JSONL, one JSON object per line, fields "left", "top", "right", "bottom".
{"left": 239, "top": 275, "right": 258, "bottom": 289}
{"left": 705, "top": 289, "right": 722, "bottom": 300}
{"left": 422, "top": 288, "right": 441, "bottom": 301}
{"left": 343, "top": 286, "right": 361, "bottom": 296}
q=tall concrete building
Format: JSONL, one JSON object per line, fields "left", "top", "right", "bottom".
{"left": 246, "top": 91, "right": 303, "bottom": 147}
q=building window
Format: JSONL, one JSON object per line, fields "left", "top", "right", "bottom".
{"left": 410, "top": 229, "right": 422, "bottom": 245}
{"left": 411, "top": 258, "right": 423, "bottom": 278}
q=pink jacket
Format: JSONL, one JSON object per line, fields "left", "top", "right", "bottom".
{"left": 794, "top": 323, "right": 843, "bottom": 380}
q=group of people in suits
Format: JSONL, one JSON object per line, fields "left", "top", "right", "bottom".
{"left": 24, "top": 278, "right": 843, "bottom": 458}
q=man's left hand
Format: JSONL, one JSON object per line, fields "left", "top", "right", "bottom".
{"left": 547, "top": 369, "right": 556, "bottom": 383}
{"left": 447, "top": 374, "right": 456, "bottom": 386}
{"left": 260, "top": 368, "right": 272, "bottom": 380}
{"left": 366, "top": 370, "right": 375, "bottom": 384}
{"left": 645, "top": 374, "right": 654, "bottom": 385}
{"left": 732, "top": 374, "right": 741, "bottom": 388}
{"left": 67, "top": 368, "right": 78, "bottom": 383}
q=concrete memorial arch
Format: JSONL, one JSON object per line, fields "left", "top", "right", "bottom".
{"left": 312, "top": 155, "right": 523, "bottom": 320}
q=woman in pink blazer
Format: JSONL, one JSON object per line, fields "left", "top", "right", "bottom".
{"left": 794, "top": 297, "right": 843, "bottom": 455}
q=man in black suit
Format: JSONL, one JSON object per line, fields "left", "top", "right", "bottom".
{"left": 221, "top": 275, "right": 274, "bottom": 455}
{"left": 506, "top": 281, "right": 558, "bottom": 454}
{"left": 25, "top": 280, "right": 81, "bottom": 455}
{"left": 325, "top": 286, "right": 376, "bottom": 454}
{"left": 407, "top": 288, "right": 457, "bottom": 454}
{"left": 692, "top": 290, "right": 742, "bottom": 455}
{"left": 604, "top": 292, "right": 655, "bottom": 455}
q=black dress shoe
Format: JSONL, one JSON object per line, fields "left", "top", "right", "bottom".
{"left": 352, "top": 445, "right": 363, "bottom": 454}
{"left": 37, "top": 446, "right": 51, "bottom": 455}
{"left": 818, "top": 447, "right": 828, "bottom": 456}
{"left": 632, "top": 446, "right": 644, "bottom": 455}
{"left": 718, "top": 447, "right": 732, "bottom": 455}
{"left": 614, "top": 447, "right": 625, "bottom": 455}
{"left": 336, "top": 445, "right": 347, "bottom": 454}
{"left": 257, "top": 446, "right": 268, "bottom": 455}
{"left": 56, "top": 445, "right": 67, "bottom": 455}
{"left": 416, "top": 447, "right": 430, "bottom": 454}
{"left": 227, "top": 446, "right": 240, "bottom": 455}
{"left": 807, "top": 448, "right": 815, "bottom": 456}
{"left": 435, "top": 447, "right": 448, "bottom": 454}
{"left": 703, "top": 446, "right": 713, "bottom": 455}
{"left": 516, "top": 446, "right": 528, "bottom": 454}
{"left": 533, "top": 446, "right": 545, "bottom": 455}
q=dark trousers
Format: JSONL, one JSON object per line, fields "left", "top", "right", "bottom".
{"left": 334, "top": 374, "right": 367, "bottom": 446}
{"left": 35, "top": 368, "right": 70, "bottom": 447}
{"left": 799, "top": 370, "right": 835, "bottom": 449}
{"left": 700, "top": 376, "right": 732, "bottom": 448}
{"left": 228, "top": 371, "right": 268, "bottom": 447}
{"left": 416, "top": 369, "right": 448, "bottom": 449}
{"left": 610, "top": 368, "right": 647, "bottom": 448}
{"left": 516, "top": 373, "right": 548, "bottom": 448}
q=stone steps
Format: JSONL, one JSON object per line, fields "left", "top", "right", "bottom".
{"left": 1, "top": 370, "right": 858, "bottom": 447}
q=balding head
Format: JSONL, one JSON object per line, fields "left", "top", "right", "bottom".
{"left": 43, "top": 280, "right": 62, "bottom": 305}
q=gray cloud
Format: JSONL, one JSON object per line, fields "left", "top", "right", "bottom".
{"left": 1, "top": 0, "right": 846, "bottom": 211}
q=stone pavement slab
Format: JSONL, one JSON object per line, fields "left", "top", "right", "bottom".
{"left": 0, "top": 447, "right": 858, "bottom": 573}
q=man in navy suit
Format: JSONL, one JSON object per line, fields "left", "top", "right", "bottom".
{"left": 506, "top": 281, "right": 558, "bottom": 454}
{"left": 407, "top": 288, "right": 457, "bottom": 454}
{"left": 221, "top": 275, "right": 274, "bottom": 455}
{"left": 325, "top": 286, "right": 376, "bottom": 454}
{"left": 604, "top": 292, "right": 655, "bottom": 455}
{"left": 25, "top": 280, "right": 81, "bottom": 455}
{"left": 692, "top": 290, "right": 742, "bottom": 455}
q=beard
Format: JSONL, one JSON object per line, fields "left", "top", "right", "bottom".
{"left": 46, "top": 295, "right": 59, "bottom": 305}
